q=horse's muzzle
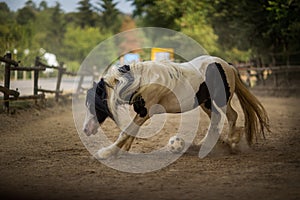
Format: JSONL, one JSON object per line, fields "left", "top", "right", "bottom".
{"left": 83, "top": 118, "right": 99, "bottom": 136}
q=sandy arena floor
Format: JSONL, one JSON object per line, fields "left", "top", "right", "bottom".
{"left": 0, "top": 95, "right": 299, "bottom": 200}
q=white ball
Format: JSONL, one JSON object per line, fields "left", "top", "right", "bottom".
{"left": 168, "top": 136, "right": 185, "bottom": 153}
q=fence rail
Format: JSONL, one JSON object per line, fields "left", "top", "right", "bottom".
{"left": 237, "top": 64, "right": 300, "bottom": 88}
{"left": 1, "top": 53, "right": 47, "bottom": 112}
{"left": 0, "top": 53, "right": 89, "bottom": 112}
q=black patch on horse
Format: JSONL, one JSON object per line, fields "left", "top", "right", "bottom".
{"left": 204, "top": 99, "right": 212, "bottom": 110}
{"left": 132, "top": 95, "right": 147, "bottom": 117}
{"left": 195, "top": 62, "right": 230, "bottom": 113}
{"left": 195, "top": 82, "right": 210, "bottom": 108}
{"left": 118, "top": 65, "right": 130, "bottom": 73}
{"left": 196, "top": 82, "right": 209, "bottom": 104}
{"left": 195, "top": 82, "right": 212, "bottom": 111}
{"left": 214, "top": 62, "right": 231, "bottom": 103}
{"left": 86, "top": 78, "right": 113, "bottom": 123}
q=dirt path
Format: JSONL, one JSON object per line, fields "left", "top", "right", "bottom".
{"left": 0, "top": 96, "right": 299, "bottom": 200}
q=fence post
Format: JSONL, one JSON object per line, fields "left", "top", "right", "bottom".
{"left": 55, "top": 62, "right": 64, "bottom": 102}
{"left": 246, "top": 69, "right": 251, "bottom": 87}
{"left": 3, "top": 52, "right": 12, "bottom": 112}
{"left": 34, "top": 57, "right": 40, "bottom": 95}
{"left": 76, "top": 75, "right": 84, "bottom": 94}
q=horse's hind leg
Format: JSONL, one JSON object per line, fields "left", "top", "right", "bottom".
{"left": 200, "top": 103, "right": 211, "bottom": 119}
{"left": 199, "top": 103, "right": 211, "bottom": 146}
{"left": 226, "top": 103, "right": 239, "bottom": 150}
{"left": 199, "top": 62, "right": 237, "bottom": 158}
{"left": 200, "top": 103, "right": 229, "bottom": 145}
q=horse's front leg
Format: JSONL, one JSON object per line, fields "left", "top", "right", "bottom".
{"left": 96, "top": 114, "right": 149, "bottom": 159}
{"left": 121, "top": 136, "right": 135, "bottom": 152}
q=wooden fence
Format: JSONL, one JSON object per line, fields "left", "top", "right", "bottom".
{"left": 0, "top": 53, "right": 93, "bottom": 112}
{"left": 237, "top": 64, "right": 300, "bottom": 88}
{"left": 34, "top": 57, "right": 78, "bottom": 101}
{"left": 0, "top": 53, "right": 46, "bottom": 112}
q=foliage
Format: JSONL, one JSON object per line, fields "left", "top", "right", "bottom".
{"left": 62, "top": 24, "right": 112, "bottom": 67}
{"left": 43, "top": 2, "right": 66, "bottom": 55}
{"left": 76, "top": 0, "right": 96, "bottom": 28}
{"left": 130, "top": 0, "right": 182, "bottom": 29}
{"left": 129, "top": 0, "right": 249, "bottom": 61}
{"left": 210, "top": 0, "right": 300, "bottom": 64}
{"left": 130, "top": 0, "right": 300, "bottom": 64}
{"left": 96, "top": 0, "right": 121, "bottom": 33}
{"left": 0, "top": 0, "right": 123, "bottom": 72}
{"left": 172, "top": 1, "right": 219, "bottom": 55}
{"left": 1, "top": 0, "right": 299, "bottom": 74}
{"left": 0, "top": 3, "right": 19, "bottom": 51}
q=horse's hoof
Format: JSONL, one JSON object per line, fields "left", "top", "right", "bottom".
{"left": 231, "top": 142, "right": 236, "bottom": 149}
{"left": 95, "top": 147, "right": 116, "bottom": 160}
{"left": 230, "top": 142, "right": 241, "bottom": 154}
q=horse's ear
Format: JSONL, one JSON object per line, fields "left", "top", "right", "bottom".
{"left": 96, "top": 78, "right": 107, "bottom": 99}
{"left": 93, "top": 81, "right": 97, "bottom": 88}
{"left": 98, "top": 78, "right": 105, "bottom": 89}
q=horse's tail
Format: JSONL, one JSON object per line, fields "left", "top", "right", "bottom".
{"left": 233, "top": 68, "right": 270, "bottom": 145}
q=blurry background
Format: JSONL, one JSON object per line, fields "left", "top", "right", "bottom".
{"left": 0, "top": 0, "right": 299, "bottom": 92}
{"left": 1, "top": 0, "right": 299, "bottom": 68}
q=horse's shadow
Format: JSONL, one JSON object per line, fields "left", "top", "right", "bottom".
{"left": 184, "top": 127, "right": 250, "bottom": 157}
{"left": 184, "top": 140, "right": 232, "bottom": 157}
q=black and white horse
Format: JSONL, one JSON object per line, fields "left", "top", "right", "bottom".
{"left": 83, "top": 55, "right": 270, "bottom": 159}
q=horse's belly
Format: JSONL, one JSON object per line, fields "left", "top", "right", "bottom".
{"left": 159, "top": 84, "right": 198, "bottom": 113}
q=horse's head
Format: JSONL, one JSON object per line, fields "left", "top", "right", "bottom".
{"left": 83, "top": 78, "right": 112, "bottom": 136}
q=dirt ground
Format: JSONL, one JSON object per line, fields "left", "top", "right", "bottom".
{"left": 0, "top": 94, "right": 299, "bottom": 200}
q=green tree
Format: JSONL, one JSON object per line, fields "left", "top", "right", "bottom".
{"left": 47, "top": 2, "right": 66, "bottom": 54}
{"left": 0, "top": 2, "right": 19, "bottom": 53}
{"left": 0, "top": 2, "right": 10, "bottom": 22}
{"left": 24, "top": 0, "right": 37, "bottom": 9}
{"left": 130, "top": 0, "right": 183, "bottom": 29}
{"left": 38, "top": 1, "right": 48, "bottom": 11}
{"left": 210, "top": 0, "right": 300, "bottom": 64}
{"left": 14, "top": 2, "right": 36, "bottom": 55}
{"left": 130, "top": 0, "right": 220, "bottom": 55}
{"left": 170, "top": 1, "right": 219, "bottom": 55}
{"left": 16, "top": 4, "right": 36, "bottom": 25}
{"left": 61, "top": 24, "right": 114, "bottom": 71}
{"left": 96, "top": 0, "right": 121, "bottom": 33}
{"left": 76, "top": 0, "right": 96, "bottom": 28}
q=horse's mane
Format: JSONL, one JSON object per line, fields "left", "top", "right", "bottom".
{"left": 103, "top": 63, "right": 141, "bottom": 123}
